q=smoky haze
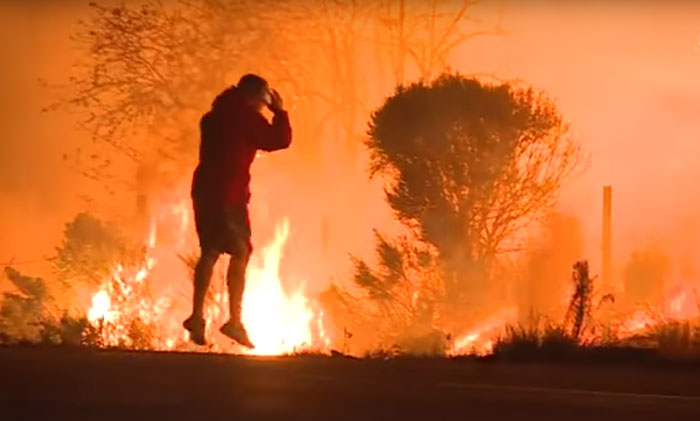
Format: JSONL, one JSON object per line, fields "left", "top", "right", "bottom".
{"left": 1, "top": 0, "right": 699, "bottom": 307}
{"left": 0, "top": 1, "right": 94, "bottom": 279}
{"left": 455, "top": 1, "right": 700, "bottom": 285}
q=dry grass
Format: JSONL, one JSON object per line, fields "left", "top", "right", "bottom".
{"left": 492, "top": 323, "right": 579, "bottom": 361}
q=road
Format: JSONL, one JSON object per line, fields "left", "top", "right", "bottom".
{"left": 2, "top": 347, "right": 700, "bottom": 420}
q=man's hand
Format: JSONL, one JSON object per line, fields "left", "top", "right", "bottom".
{"left": 267, "top": 89, "right": 284, "bottom": 113}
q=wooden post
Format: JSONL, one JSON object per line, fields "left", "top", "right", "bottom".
{"left": 601, "top": 186, "right": 612, "bottom": 335}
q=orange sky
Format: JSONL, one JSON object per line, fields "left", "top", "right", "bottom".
{"left": 1, "top": 0, "right": 699, "bottom": 287}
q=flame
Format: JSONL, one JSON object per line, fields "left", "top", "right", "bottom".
{"left": 666, "top": 287, "right": 699, "bottom": 320}
{"left": 450, "top": 308, "right": 517, "bottom": 356}
{"left": 87, "top": 289, "right": 112, "bottom": 323}
{"left": 617, "top": 310, "right": 656, "bottom": 338}
{"left": 242, "top": 220, "right": 315, "bottom": 355}
{"left": 85, "top": 198, "right": 327, "bottom": 355}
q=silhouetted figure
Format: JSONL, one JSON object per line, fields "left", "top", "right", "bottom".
{"left": 184, "top": 74, "right": 291, "bottom": 347}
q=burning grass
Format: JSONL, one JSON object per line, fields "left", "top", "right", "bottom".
{"left": 3, "top": 205, "right": 700, "bottom": 363}
{"left": 1, "top": 201, "right": 331, "bottom": 355}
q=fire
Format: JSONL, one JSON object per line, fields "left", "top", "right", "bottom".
{"left": 80, "top": 192, "right": 700, "bottom": 356}
{"left": 617, "top": 310, "right": 656, "bottom": 338}
{"left": 87, "top": 289, "right": 112, "bottom": 323}
{"left": 666, "top": 287, "right": 699, "bottom": 320}
{"left": 450, "top": 308, "right": 517, "bottom": 356}
{"left": 85, "top": 197, "right": 328, "bottom": 355}
{"left": 615, "top": 284, "right": 700, "bottom": 339}
{"left": 242, "top": 220, "right": 315, "bottom": 355}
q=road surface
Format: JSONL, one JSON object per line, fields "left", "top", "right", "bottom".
{"left": 2, "top": 347, "right": 700, "bottom": 420}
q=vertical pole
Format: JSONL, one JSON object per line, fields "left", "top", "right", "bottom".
{"left": 602, "top": 186, "right": 612, "bottom": 335}
{"left": 398, "top": 0, "right": 405, "bottom": 86}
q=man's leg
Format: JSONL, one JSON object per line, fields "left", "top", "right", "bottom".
{"left": 192, "top": 248, "right": 220, "bottom": 319}
{"left": 220, "top": 239, "right": 254, "bottom": 348}
{"left": 184, "top": 248, "right": 219, "bottom": 345}
{"left": 226, "top": 247, "right": 250, "bottom": 325}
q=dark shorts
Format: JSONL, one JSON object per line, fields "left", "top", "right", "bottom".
{"left": 192, "top": 199, "right": 252, "bottom": 258}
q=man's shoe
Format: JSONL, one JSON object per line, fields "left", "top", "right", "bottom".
{"left": 183, "top": 316, "right": 206, "bottom": 346}
{"left": 220, "top": 321, "right": 255, "bottom": 349}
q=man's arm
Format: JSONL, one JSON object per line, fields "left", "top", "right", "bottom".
{"left": 251, "top": 110, "right": 292, "bottom": 152}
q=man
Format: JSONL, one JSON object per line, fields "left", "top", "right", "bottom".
{"left": 184, "top": 74, "right": 291, "bottom": 347}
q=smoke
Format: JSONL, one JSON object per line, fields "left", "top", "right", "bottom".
{"left": 0, "top": 1, "right": 134, "bottom": 282}
{"left": 456, "top": 0, "right": 700, "bottom": 287}
{"left": 0, "top": 2, "right": 87, "bottom": 279}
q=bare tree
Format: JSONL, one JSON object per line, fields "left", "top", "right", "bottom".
{"left": 67, "top": 1, "right": 305, "bottom": 164}
{"left": 375, "top": 0, "right": 502, "bottom": 85}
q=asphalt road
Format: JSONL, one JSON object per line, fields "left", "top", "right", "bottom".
{"left": 2, "top": 347, "right": 700, "bottom": 420}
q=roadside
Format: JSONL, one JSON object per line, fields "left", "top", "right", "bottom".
{"left": 2, "top": 347, "right": 700, "bottom": 420}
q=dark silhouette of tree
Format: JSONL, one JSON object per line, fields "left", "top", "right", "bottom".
{"left": 361, "top": 74, "right": 580, "bottom": 304}
{"left": 328, "top": 74, "right": 580, "bottom": 349}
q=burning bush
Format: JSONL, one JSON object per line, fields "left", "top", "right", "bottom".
{"left": 0, "top": 212, "right": 150, "bottom": 347}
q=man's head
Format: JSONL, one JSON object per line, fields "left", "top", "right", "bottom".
{"left": 237, "top": 74, "right": 270, "bottom": 112}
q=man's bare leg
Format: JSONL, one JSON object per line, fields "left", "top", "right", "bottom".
{"left": 220, "top": 247, "right": 254, "bottom": 348}
{"left": 184, "top": 248, "right": 219, "bottom": 345}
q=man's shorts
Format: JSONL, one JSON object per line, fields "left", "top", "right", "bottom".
{"left": 193, "top": 199, "right": 252, "bottom": 258}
